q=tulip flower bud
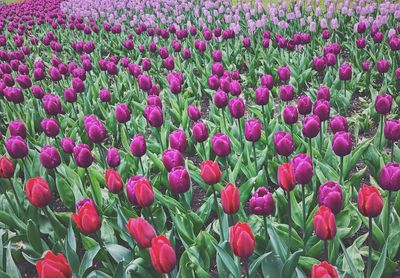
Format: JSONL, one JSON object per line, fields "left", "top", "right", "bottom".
{"left": 83, "top": 115, "right": 106, "bottom": 143}
{"left": 313, "top": 99, "right": 330, "bottom": 122}
{"left": 131, "top": 178, "right": 154, "bottom": 208}
{"left": 105, "top": 169, "right": 123, "bottom": 193}
{"left": 200, "top": 160, "right": 222, "bottom": 185}
{"left": 130, "top": 134, "right": 147, "bottom": 157}
{"left": 273, "top": 131, "right": 294, "bottom": 157}
{"left": 188, "top": 105, "right": 201, "bottom": 121}
{"left": 221, "top": 183, "right": 240, "bottom": 214}
{"left": 73, "top": 144, "right": 93, "bottom": 168}
{"left": 40, "top": 145, "right": 61, "bottom": 169}
{"left": 208, "top": 75, "right": 220, "bottom": 90}
{"left": 214, "top": 90, "right": 228, "bottom": 108}
{"left": 25, "top": 177, "right": 52, "bottom": 208}
{"left": 330, "top": 115, "right": 348, "bottom": 134}
{"left": 312, "top": 56, "right": 326, "bottom": 72}
{"left": 228, "top": 97, "right": 245, "bottom": 119}
{"left": 126, "top": 218, "right": 156, "bottom": 248}
{"left": 297, "top": 95, "right": 312, "bottom": 115}
{"left": 313, "top": 206, "right": 336, "bottom": 240}
{"left": 0, "top": 157, "right": 14, "bottom": 178}
{"left": 277, "top": 66, "right": 290, "bottom": 81}
{"left": 339, "top": 63, "right": 352, "bottom": 80}
{"left": 49, "top": 67, "right": 62, "bottom": 82}
{"left": 332, "top": 132, "right": 351, "bottom": 157}
{"left": 302, "top": 115, "right": 321, "bottom": 138}
{"left": 150, "top": 236, "right": 176, "bottom": 274}
{"left": 244, "top": 119, "right": 262, "bottom": 142}
{"left": 316, "top": 86, "right": 330, "bottom": 101}
{"left": 43, "top": 94, "right": 63, "bottom": 116}
{"left": 279, "top": 85, "right": 294, "bottom": 102}
{"left": 41, "top": 118, "right": 60, "bottom": 138}
{"left": 379, "top": 162, "right": 400, "bottom": 191}
{"left": 31, "top": 85, "right": 45, "bottom": 100}
{"left": 115, "top": 103, "right": 131, "bottom": 123}
{"left": 255, "top": 87, "right": 270, "bottom": 106}
{"left": 147, "top": 95, "right": 162, "bottom": 108}
{"left": 311, "top": 261, "right": 338, "bottom": 278}
{"left": 106, "top": 147, "right": 120, "bottom": 168}
{"left": 5, "top": 136, "right": 28, "bottom": 159}
{"left": 8, "top": 120, "right": 26, "bottom": 139}
{"left": 376, "top": 59, "right": 390, "bottom": 74}
{"left": 229, "top": 80, "right": 242, "bottom": 96}
{"left": 212, "top": 62, "right": 224, "bottom": 77}
{"left": 64, "top": 88, "right": 77, "bottom": 103}
{"left": 249, "top": 187, "right": 275, "bottom": 215}
{"left": 138, "top": 75, "right": 152, "bottom": 92}
{"left": 212, "top": 133, "right": 231, "bottom": 157}
{"left": 358, "top": 184, "right": 383, "bottom": 218}
{"left": 99, "top": 88, "right": 111, "bottom": 102}
{"left": 318, "top": 181, "right": 343, "bottom": 215}
{"left": 396, "top": 68, "right": 400, "bottom": 81}
{"left": 162, "top": 149, "right": 184, "bottom": 172}
{"left": 283, "top": 105, "right": 298, "bottom": 125}
{"left": 278, "top": 163, "right": 296, "bottom": 192}
{"left": 260, "top": 74, "right": 274, "bottom": 89}
{"left": 384, "top": 120, "right": 400, "bottom": 141}
{"left": 16, "top": 74, "right": 32, "bottom": 89}
{"left": 168, "top": 166, "right": 190, "bottom": 193}
{"left": 375, "top": 93, "right": 392, "bottom": 115}
{"left": 356, "top": 37, "right": 366, "bottom": 49}
{"left": 36, "top": 251, "right": 72, "bottom": 278}
{"left": 325, "top": 53, "right": 337, "bottom": 67}
{"left": 291, "top": 153, "right": 313, "bottom": 185}
{"left": 169, "top": 129, "right": 187, "bottom": 152}
{"left": 144, "top": 105, "right": 164, "bottom": 127}
{"left": 192, "top": 122, "right": 208, "bottom": 143}
{"left": 61, "top": 138, "right": 75, "bottom": 154}
{"left": 361, "top": 60, "right": 371, "bottom": 72}
{"left": 4, "top": 87, "right": 24, "bottom": 104}
{"left": 229, "top": 222, "right": 255, "bottom": 258}
{"left": 72, "top": 198, "right": 101, "bottom": 234}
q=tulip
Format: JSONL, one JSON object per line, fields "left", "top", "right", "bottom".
{"left": 313, "top": 100, "right": 330, "bottom": 122}
{"left": 362, "top": 60, "right": 371, "bottom": 72}
{"left": 162, "top": 149, "right": 184, "bottom": 172}
{"left": 168, "top": 166, "right": 190, "bottom": 194}
{"left": 200, "top": 161, "right": 222, "bottom": 186}
{"left": 221, "top": 183, "right": 240, "bottom": 215}
{"left": 318, "top": 181, "right": 343, "bottom": 215}
{"left": 375, "top": 93, "right": 393, "bottom": 149}
{"left": 312, "top": 56, "right": 326, "bottom": 72}
{"left": 130, "top": 134, "right": 146, "bottom": 158}
{"left": 105, "top": 169, "right": 123, "bottom": 194}
{"left": 126, "top": 218, "right": 156, "bottom": 248}
{"left": 260, "top": 74, "right": 274, "bottom": 89}
{"left": 61, "top": 138, "right": 75, "bottom": 154}
{"left": 313, "top": 206, "right": 336, "bottom": 240}
{"left": 25, "top": 177, "right": 52, "bottom": 208}
{"left": 41, "top": 118, "right": 60, "bottom": 138}
{"left": 332, "top": 132, "right": 352, "bottom": 157}
{"left": 277, "top": 66, "right": 290, "bottom": 82}
{"left": 36, "top": 251, "right": 72, "bottom": 278}
{"left": 43, "top": 94, "right": 63, "bottom": 116}
{"left": 147, "top": 96, "right": 162, "bottom": 108}
{"left": 229, "top": 222, "right": 255, "bottom": 259}
{"left": 212, "top": 133, "right": 231, "bottom": 158}
{"left": 376, "top": 59, "right": 390, "bottom": 74}
{"left": 99, "top": 88, "right": 111, "bottom": 102}
{"left": 40, "top": 145, "right": 61, "bottom": 169}
{"left": 330, "top": 115, "right": 348, "bottom": 134}
{"left": 8, "top": 120, "right": 27, "bottom": 139}
{"left": 144, "top": 105, "right": 163, "bottom": 128}
{"left": 106, "top": 147, "right": 120, "bottom": 168}
{"left": 188, "top": 105, "right": 201, "bottom": 121}
{"left": 73, "top": 144, "right": 93, "bottom": 168}
{"left": 228, "top": 97, "right": 245, "bottom": 119}
{"left": 168, "top": 129, "right": 187, "bottom": 153}
{"left": 283, "top": 105, "right": 298, "bottom": 126}
{"left": 338, "top": 63, "right": 352, "bottom": 81}
{"left": 5, "top": 136, "right": 28, "bottom": 159}
{"left": 115, "top": 103, "right": 131, "bottom": 124}
{"left": 385, "top": 119, "right": 400, "bottom": 160}
{"left": 278, "top": 163, "right": 296, "bottom": 193}
{"left": 0, "top": 157, "right": 14, "bottom": 179}
{"left": 192, "top": 121, "right": 208, "bottom": 143}
{"left": 150, "top": 236, "right": 176, "bottom": 274}
{"left": 214, "top": 90, "right": 228, "bottom": 109}
{"left": 311, "top": 261, "right": 338, "bottom": 278}
{"left": 273, "top": 131, "right": 294, "bottom": 157}
{"left": 72, "top": 199, "right": 101, "bottom": 234}
{"left": 64, "top": 88, "right": 77, "bottom": 103}
{"left": 249, "top": 187, "right": 275, "bottom": 216}
{"left": 297, "top": 95, "right": 312, "bottom": 115}
{"left": 279, "top": 85, "right": 294, "bottom": 102}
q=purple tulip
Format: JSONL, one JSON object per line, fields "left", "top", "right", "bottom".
{"left": 255, "top": 87, "right": 270, "bottom": 105}
{"left": 169, "top": 129, "right": 187, "bottom": 152}
{"left": 316, "top": 86, "right": 330, "bottom": 101}
{"left": 249, "top": 187, "right": 275, "bottom": 216}
{"left": 72, "top": 77, "right": 84, "bottom": 93}
{"left": 83, "top": 115, "right": 106, "bottom": 143}
{"left": 313, "top": 99, "right": 330, "bottom": 121}
{"left": 384, "top": 120, "right": 400, "bottom": 141}
{"left": 312, "top": 56, "right": 326, "bottom": 72}
{"left": 4, "top": 87, "right": 24, "bottom": 104}
{"left": 244, "top": 119, "right": 262, "bottom": 142}
{"left": 361, "top": 60, "right": 371, "bottom": 72}
{"left": 228, "top": 98, "right": 245, "bottom": 119}
{"left": 297, "top": 95, "right": 312, "bottom": 115}
{"left": 73, "top": 144, "right": 93, "bottom": 168}
{"left": 106, "top": 147, "right": 121, "bottom": 168}
{"left": 5, "top": 136, "right": 28, "bottom": 159}
{"left": 212, "top": 133, "right": 231, "bottom": 157}
{"left": 40, "top": 145, "right": 61, "bottom": 169}
{"left": 214, "top": 90, "right": 228, "bottom": 108}
{"left": 31, "top": 85, "right": 45, "bottom": 99}
{"left": 279, "top": 85, "right": 294, "bottom": 102}
{"left": 375, "top": 94, "right": 392, "bottom": 115}
{"left": 339, "top": 63, "right": 352, "bottom": 80}
{"left": 379, "top": 163, "right": 400, "bottom": 191}
{"left": 229, "top": 80, "right": 242, "bottom": 96}
{"left": 43, "top": 94, "right": 63, "bottom": 116}
{"left": 144, "top": 105, "right": 163, "bottom": 127}
{"left": 61, "top": 137, "right": 75, "bottom": 154}
{"left": 330, "top": 115, "right": 348, "bottom": 134}
{"left": 64, "top": 88, "right": 77, "bottom": 103}
{"left": 192, "top": 122, "right": 208, "bottom": 143}
{"left": 16, "top": 75, "right": 32, "bottom": 89}
{"left": 291, "top": 153, "right": 313, "bottom": 184}
{"left": 188, "top": 105, "right": 201, "bottom": 121}
{"left": 277, "top": 66, "right": 290, "bottom": 81}
{"left": 283, "top": 105, "right": 298, "bottom": 125}
{"left": 168, "top": 166, "right": 190, "bottom": 194}
{"left": 260, "top": 74, "right": 274, "bottom": 89}
{"left": 130, "top": 134, "right": 147, "bottom": 157}
{"left": 212, "top": 50, "right": 222, "bottom": 62}
{"left": 356, "top": 37, "right": 367, "bottom": 49}
{"left": 302, "top": 115, "right": 321, "bottom": 138}
{"left": 8, "top": 120, "right": 26, "bottom": 139}
{"left": 115, "top": 103, "right": 131, "bottom": 123}
{"left": 332, "top": 132, "right": 352, "bottom": 157}
{"left": 138, "top": 75, "right": 152, "bottom": 92}
{"left": 41, "top": 118, "right": 60, "bottom": 138}
{"left": 147, "top": 96, "right": 162, "bottom": 108}
{"left": 212, "top": 62, "right": 224, "bottom": 77}
{"left": 208, "top": 75, "right": 220, "bottom": 90}
{"left": 99, "top": 88, "right": 111, "bottom": 102}
{"left": 273, "top": 131, "right": 294, "bottom": 157}
{"left": 376, "top": 59, "right": 390, "bottom": 74}
{"left": 318, "top": 181, "right": 343, "bottom": 215}
{"left": 162, "top": 149, "right": 184, "bottom": 172}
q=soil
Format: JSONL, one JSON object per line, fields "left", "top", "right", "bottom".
{"left": 17, "top": 260, "right": 37, "bottom": 278}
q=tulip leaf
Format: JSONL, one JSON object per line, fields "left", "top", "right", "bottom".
{"left": 79, "top": 246, "right": 101, "bottom": 277}
{"left": 0, "top": 211, "right": 21, "bottom": 230}
{"left": 27, "top": 219, "right": 43, "bottom": 253}
{"left": 339, "top": 239, "right": 362, "bottom": 278}
{"left": 105, "top": 243, "right": 132, "bottom": 263}
{"left": 249, "top": 251, "right": 272, "bottom": 277}
{"left": 65, "top": 233, "right": 80, "bottom": 273}
{"left": 212, "top": 241, "right": 240, "bottom": 278}
{"left": 370, "top": 240, "right": 388, "bottom": 278}
{"left": 6, "top": 243, "right": 20, "bottom": 278}
{"left": 280, "top": 249, "right": 303, "bottom": 278}
{"left": 55, "top": 174, "right": 75, "bottom": 211}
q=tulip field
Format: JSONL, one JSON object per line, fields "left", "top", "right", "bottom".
{"left": 1, "top": 0, "right": 400, "bottom": 277}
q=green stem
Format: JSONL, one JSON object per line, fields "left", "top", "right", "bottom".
{"left": 263, "top": 216, "right": 268, "bottom": 251}
{"left": 367, "top": 217, "right": 372, "bottom": 278}
{"left": 391, "top": 141, "right": 395, "bottom": 162}
{"left": 287, "top": 191, "right": 292, "bottom": 257}
{"left": 212, "top": 185, "right": 224, "bottom": 241}
{"left": 302, "top": 184, "right": 306, "bottom": 240}
{"left": 221, "top": 108, "right": 227, "bottom": 132}
{"left": 385, "top": 191, "right": 392, "bottom": 239}
{"left": 3, "top": 190, "right": 18, "bottom": 215}
{"left": 261, "top": 105, "right": 267, "bottom": 131}
{"left": 201, "top": 141, "right": 207, "bottom": 160}
{"left": 85, "top": 168, "right": 100, "bottom": 210}
{"left": 238, "top": 118, "right": 243, "bottom": 148}
{"left": 139, "top": 157, "right": 146, "bottom": 176}
{"left": 319, "top": 122, "right": 323, "bottom": 151}
{"left": 156, "top": 127, "right": 164, "bottom": 151}
{"left": 146, "top": 207, "right": 158, "bottom": 234}
{"left": 252, "top": 142, "right": 257, "bottom": 173}
{"left": 324, "top": 240, "right": 329, "bottom": 262}
{"left": 339, "top": 156, "right": 344, "bottom": 185}
{"left": 379, "top": 115, "right": 384, "bottom": 150}
{"left": 308, "top": 138, "right": 312, "bottom": 160}
{"left": 8, "top": 178, "right": 22, "bottom": 210}
{"left": 224, "top": 157, "right": 231, "bottom": 182}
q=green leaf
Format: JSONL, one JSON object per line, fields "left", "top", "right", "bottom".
{"left": 6, "top": 243, "right": 21, "bottom": 278}
{"left": 267, "top": 224, "right": 287, "bottom": 260}
{"left": 281, "top": 250, "right": 303, "bottom": 278}
{"left": 27, "top": 220, "right": 43, "bottom": 253}
{"left": 105, "top": 243, "right": 132, "bottom": 263}
{"left": 79, "top": 246, "right": 101, "bottom": 277}
{"left": 55, "top": 175, "right": 75, "bottom": 211}
{"left": 370, "top": 241, "right": 388, "bottom": 278}
{"left": 249, "top": 252, "right": 272, "bottom": 277}
{"left": 339, "top": 239, "right": 362, "bottom": 278}
{"left": 212, "top": 241, "right": 240, "bottom": 278}
{"left": 65, "top": 234, "right": 80, "bottom": 273}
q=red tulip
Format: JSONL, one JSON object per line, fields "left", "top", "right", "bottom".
{"left": 357, "top": 184, "right": 383, "bottom": 218}
{"left": 200, "top": 160, "right": 222, "bottom": 185}
{"left": 133, "top": 178, "right": 154, "bottom": 208}
{"left": 150, "top": 235, "right": 176, "bottom": 274}
{"left": 72, "top": 199, "right": 101, "bottom": 234}
{"left": 277, "top": 163, "right": 296, "bottom": 192}
{"left": 126, "top": 218, "right": 156, "bottom": 248}
{"left": 311, "top": 261, "right": 338, "bottom": 278}
{"left": 313, "top": 206, "right": 336, "bottom": 240}
{"left": 25, "top": 177, "right": 52, "bottom": 208}
{"left": 36, "top": 251, "right": 72, "bottom": 278}
{"left": 221, "top": 183, "right": 240, "bottom": 214}
{"left": 105, "top": 169, "right": 123, "bottom": 194}
{"left": 0, "top": 156, "right": 14, "bottom": 178}
{"left": 229, "top": 222, "right": 255, "bottom": 258}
